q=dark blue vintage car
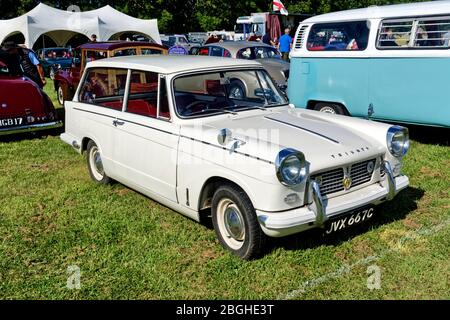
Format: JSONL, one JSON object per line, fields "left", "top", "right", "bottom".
{"left": 36, "top": 47, "right": 72, "bottom": 79}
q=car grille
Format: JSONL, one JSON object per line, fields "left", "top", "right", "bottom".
{"left": 312, "top": 158, "right": 376, "bottom": 196}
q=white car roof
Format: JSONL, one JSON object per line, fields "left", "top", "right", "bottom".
{"left": 86, "top": 55, "right": 263, "bottom": 74}
{"left": 303, "top": 0, "right": 450, "bottom": 23}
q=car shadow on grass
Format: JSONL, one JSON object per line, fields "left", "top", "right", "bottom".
{"left": 266, "top": 186, "right": 424, "bottom": 253}
{"left": 405, "top": 124, "right": 448, "bottom": 146}
{"left": 0, "top": 126, "right": 64, "bottom": 143}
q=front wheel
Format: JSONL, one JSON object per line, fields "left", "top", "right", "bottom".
{"left": 212, "top": 184, "right": 266, "bottom": 260}
{"left": 86, "top": 140, "right": 111, "bottom": 184}
{"left": 57, "top": 85, "right": 65, "bottom": 106}
{"left": 314, "top": 102, "right": 346, "bottom": 115}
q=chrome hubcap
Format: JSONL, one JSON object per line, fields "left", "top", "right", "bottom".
{"left": 58, "top": 87, "right": 64, "bottom": 104}
{"left": 320, "top": 106, "right": 336, "bottom": 114}
{"left": 230, "top": 86, "right": 243, "bottom": 99}
{"left": 224, "top": 205, "right": 245, "bottom": 241}
{"left": 217, "top": 198, "right": 245, "bottom": 250}
{"left": 90, "top": 146, "right": 104, "bottom": 180}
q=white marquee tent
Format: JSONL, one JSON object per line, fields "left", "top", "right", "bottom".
{"left": 0, "top": 3, "right": 161, "bottom": 48}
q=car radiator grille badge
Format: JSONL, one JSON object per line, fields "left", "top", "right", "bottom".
{"left": 342, "top": 175, "right": 352, "bottom": 190}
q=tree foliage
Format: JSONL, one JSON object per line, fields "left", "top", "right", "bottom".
{"left": 0, "top": 0, "right": 430, "bottom": 32}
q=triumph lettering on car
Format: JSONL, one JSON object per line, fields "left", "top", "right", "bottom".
{"left": 61, "top": 55, "right": 409, "bottom": 259}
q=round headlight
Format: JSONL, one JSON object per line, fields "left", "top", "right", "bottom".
{"left": 387, "top": 126, "right": 410, "bottom": 157}
{"left": 275, "top": 148, "right": 308, "bottom": 186}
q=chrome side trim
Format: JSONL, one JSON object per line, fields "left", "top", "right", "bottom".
{"left": 383, "top": 161, "right": 396, "bottom": 201}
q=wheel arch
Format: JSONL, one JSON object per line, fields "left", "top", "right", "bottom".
{"left": 197, "top": 176, "right": 253, "bottom": 221}
{"left": 306, "top": 99, "right": 351, "bottom": 116}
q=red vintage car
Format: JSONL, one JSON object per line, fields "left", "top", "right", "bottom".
{"left": 53, "top": 41, "right": 168, "bottom": 105}
{"left": 0, "top": 59, "right": 62, "bottom": 136}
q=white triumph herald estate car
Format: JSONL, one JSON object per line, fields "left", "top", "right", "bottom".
{"left": 61, "top": 55, "right": 410, "bottom": 259}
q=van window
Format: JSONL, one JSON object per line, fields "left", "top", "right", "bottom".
{"left": 377, "top": 20, "right": 414, "bottom": 48}
{"left": 78, "top": 68, "right": 127, "bottom": 110}
{"left": 414, "top": 18, "right": 450, "bottom": 48}
{"left": 378, "top": 17, "right": 450, "bottom": 49}
{"left": 126, "top": 70, "right": 159, "bottom": 118}
{"left": 307, "top": 21, "right": 370, "bottom": 51}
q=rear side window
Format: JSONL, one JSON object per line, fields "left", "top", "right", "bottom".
{"left": 307, "top": 21, "right": 370, "bottom": 51}
{"left": 378, "top": 17, "right": 450, "bottom": 49}
{"left": 78, "top": 67, "right": 127, "bottom": 110}
{"left": 113, "top": 48, "right": 137, "bottom": 57}
{"left": 141, "top": 48, "right": 164, "bottom": 55}
{"left": 127, "top": 70, "right": 159, "bottom": 118}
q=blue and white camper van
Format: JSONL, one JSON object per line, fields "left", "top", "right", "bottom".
{"left": 288, "top": 0, "right": 450, "bottom": 128}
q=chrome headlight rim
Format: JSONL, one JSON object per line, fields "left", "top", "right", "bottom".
{"left": 275, "top": 148, "right": 308, "bottom": 186}
{"left": 386, "top": 125, "right": 410, "bottom": 158}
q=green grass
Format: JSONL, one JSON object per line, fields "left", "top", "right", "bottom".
{"left": 0, "top": 124, "right": 449, "bottom": 299}
{"left": 43, "top": 78, "right": 59, "bottom": 108}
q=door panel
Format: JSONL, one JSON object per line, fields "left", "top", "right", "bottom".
{"left": 368, "top": 58, "right": 449, "bottom": 126}
{"left": 113, "top": 112, "right": 180, "bottom": 202}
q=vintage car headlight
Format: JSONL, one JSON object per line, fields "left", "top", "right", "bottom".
{"left": 275, "top": 148, "right": 308, "bottom": 186}
{"left": 387, "top": 126, "right": 409, "bottom": 157}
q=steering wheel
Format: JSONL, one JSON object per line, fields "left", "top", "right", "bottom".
{"left": 184, "top": 100, "right": 210, "bottom": 115}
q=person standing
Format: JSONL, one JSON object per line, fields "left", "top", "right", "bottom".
{"left": 278, "top": 28, "right": 292, "bottom": 61}
{"left": 3, "top": 42, "right": 45, "bottom": 88}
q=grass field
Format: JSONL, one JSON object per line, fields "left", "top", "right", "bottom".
{"left": 0, "top": 82, "right": 448, "bottom": 299}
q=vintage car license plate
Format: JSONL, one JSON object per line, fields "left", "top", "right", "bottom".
{"left": 324, "top": 206, "right": 375, "bottom": 235}
{"left": 0, "top": 117, "right": 24, "bottom": 128}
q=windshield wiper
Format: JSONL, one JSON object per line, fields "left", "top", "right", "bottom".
{"left": 189, "top": 108, "right": 238, "bottom": 116}
{"left": 232, "top": 104, "right": 268, "bottom": 111}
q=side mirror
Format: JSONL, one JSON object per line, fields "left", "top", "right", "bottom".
{"left": 217, "top": 128, "right": 232, "bottom": 146}
{"left": 278, "top": 84, "right": 287, "bottom": 91}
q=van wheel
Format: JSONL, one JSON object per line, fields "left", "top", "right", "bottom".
{"left": 212, "top": 184, "right": 266, "bottom": 260}
{"left": 86, "top": 140, "right": 111, "bottom": 184}
{"left": 57, "top": 85, "right": 65, "bottom": 106}
{"left": 228, "top": 80, "right": 246, "bottom": 100}
{"left": 314, "top": 102, "right": 345, "bottom": 115}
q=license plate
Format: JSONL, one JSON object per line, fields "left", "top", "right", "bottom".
{"left": 0, "top": 117, "right": 23, "bottom": 128}
{"left": 324, "top": 206, "right": 375, "bottom": 235}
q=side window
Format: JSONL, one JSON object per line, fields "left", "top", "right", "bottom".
{"left": 237, "top": 47, "right": 256, "bottom": 59}
{"left": 78, "top": 68, "right": 127, "bottom": 110}
{"left": 126, "top": 70, "right": 159, "bottom": 118}
{"left": 209, "top": 46, "right": 223, "bottom": 57}
{"left": 83, "top": 50, "right": 107, "bottom": 67}
{"left": 307, "top": 21, "right": 370, "bottom": 51}
{"left": 158, "top": 77, "right": 170, "bottom": 119}
{"left": 377, "top": 20, "right": 414, "bottom": 48}
{"left": 414, "top": 18, "right": 450, "bottom": 48}
{"left": 141, "top": 48, "right": 164, "bottom": 55}
{"left": 113, "top": 48, "right": 137, "bottom": 57}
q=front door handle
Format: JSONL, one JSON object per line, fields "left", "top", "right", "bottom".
{"left": 112, "top": 120, "right": 125, "bottom": 127}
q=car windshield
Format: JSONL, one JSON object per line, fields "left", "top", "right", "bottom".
{"left": 173, "top": 69, "right": 288, "bottom": 118}
{"left": 43, "top": 48, "right": 70, "bottom": 60}
{"left": 235, "top": 23, "right": 252, "bottom": 34}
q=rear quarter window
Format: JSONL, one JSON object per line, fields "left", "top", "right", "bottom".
{"left": 78, "top": 67, "right": 127, "bottom": 110}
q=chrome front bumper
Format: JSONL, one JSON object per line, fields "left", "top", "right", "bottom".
{"left": 0, "top": 121, "right": 63, "bottom": 136}
{"left": 257, "top": 162, "right": 409, "bottom": 237}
